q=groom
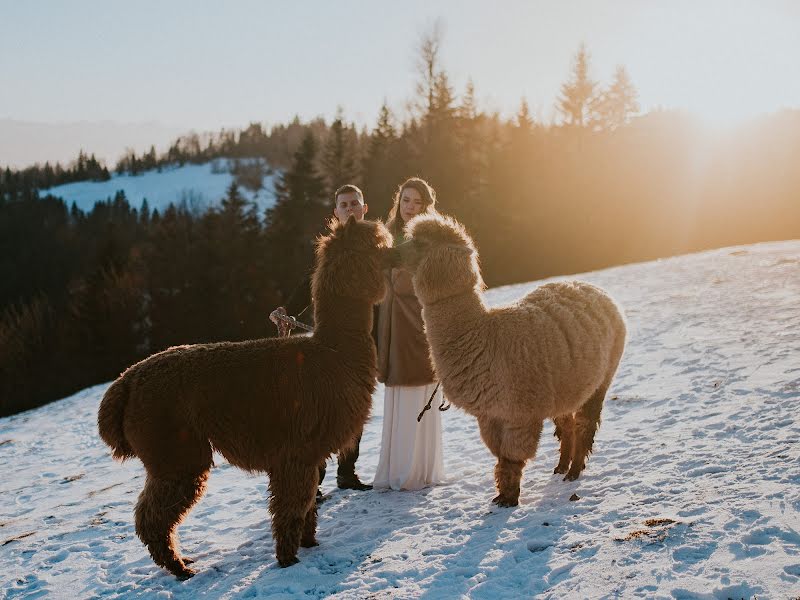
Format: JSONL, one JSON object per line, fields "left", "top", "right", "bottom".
{"left": 270, "top": 184, "right": 373, "bottom": 494}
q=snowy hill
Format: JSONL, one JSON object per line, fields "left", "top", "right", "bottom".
{"left": 40, "top": 160, "right": 278, "bottom": 215}
{"left": 1, "top": 241, "right": 798, "bottom": 599}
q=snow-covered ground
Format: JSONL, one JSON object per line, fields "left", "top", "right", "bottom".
{"left": 1, "top": 241, "right": 798, "bottom": 599}
{"left": 40, "top": 160, "right": 278, "bottom": 216}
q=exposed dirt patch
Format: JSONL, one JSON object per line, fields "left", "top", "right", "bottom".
{"left": 89, "top": 512, "right": 108, "bottom": 526}
{"left": 644, "top": 518, "right": 676, "bottom": 527}
{"left": 615, "top": 518, "right": 679, "bottom": 542}
{"left": 87, "top": 482, "right": 124, "bottom": 497}
{"left": 2, "top": 531, "right": 36, "bottom": 546}
{"left": 59, "top": 473, "right": 85, "bottom": 484}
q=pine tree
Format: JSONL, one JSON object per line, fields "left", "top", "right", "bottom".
{"left": 405, "top": 22, "right": 463, "bottom": 213}
{"left": 415, "top": 19, "right": 444, "bottom": 121}
{"left": 145, "top": 203, "right": 199, "bottom": 349}
{"left": 417, "top": 67, "right": 459, "bottom": 214}
{"left": 76, "top": 150, "right": 87, "bottom": 180}
{"left": 557, "top": 43, "right": 600, "bottom": 128}
{"left": 431, "top": 71, "right": 456, "bottom": 124}
{"left": 362, "top": 101, "right": 403, "bottom": 218}
{"left": 194, "top": 181, "right": 268, "bottom": 342}
{"left": 517, "top": 99, "right": 534, "bottom": 131}
{"left": 456, "top": 78, "right": 485, "bottom": 215}
{"left": 139, "top": 199, "right": 151, "bottom": 225}
{"left": 239, "top": 122, "right": 268, "bottom": 157}
{"left": 69, "top": 201, "right": 83, "bottom": 225}
{"left": 459, "top": 78, "right": 477, "bottom": 120}
{"left": 375, "top": 102, "right": 397, "bottom": 141}
{"left": 265, "top": 131, "right": 328, "bottom": 296}
{"left": 595, "top": 65, "right": 640, "bottom": 131}
{"left": 143, "top": 145, "right": 157, "bottom": 171}
{"left": 219, "top": 182, "right": 259, "bottom": 233}
{"left": 321, "top": 110, "right": 359, "bottom": 196}
{"left": 413, "top": 18, "right": 456, "bottom": 160}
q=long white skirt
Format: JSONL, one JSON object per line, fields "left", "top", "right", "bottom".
{"left": 373, "top": 382, "right": 445, "bottom": 491}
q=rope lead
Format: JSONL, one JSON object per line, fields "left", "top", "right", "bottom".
{"left": 417, "top": 381, "right": 443, "bottom": 422}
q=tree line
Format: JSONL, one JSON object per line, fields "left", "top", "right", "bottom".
{"left": 2, "top": 38, "right": 799, "bottom": 416}
{"left": 1, "top": 150, "right": 110, "bottom": 198}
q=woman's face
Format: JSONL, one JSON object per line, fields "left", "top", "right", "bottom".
{"left": 399, "top": 186, "right": 425, "bottom": 224}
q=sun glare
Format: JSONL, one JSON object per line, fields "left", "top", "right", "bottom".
{"left": 682, "top": 42, "right": 785, "bottom": 129}
{"left": 686, "top": 73, "right": 776, "bottom": 130}
{"left": 633, "top": 2, "right": 798, "bottom": 129}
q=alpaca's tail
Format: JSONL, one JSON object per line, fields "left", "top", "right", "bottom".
{"left": 98, "top": 376, "right": 135, "bottom": 461}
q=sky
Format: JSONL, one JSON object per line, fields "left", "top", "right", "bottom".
{"left": 2, "top": 0, "right": 800, "bottom": 163}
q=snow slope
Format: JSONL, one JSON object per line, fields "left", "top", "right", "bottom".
{"left": 1, "top": 241, "right": 798, "bottom": 599}
{"left": 39, "top": 160, "right": 278, "bottom": 216}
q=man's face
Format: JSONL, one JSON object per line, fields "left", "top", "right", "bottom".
{"left": 334, "top": 192, "right": 368, "bottom": 223}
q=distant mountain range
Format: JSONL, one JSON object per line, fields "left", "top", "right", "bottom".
{"left": 0, "top": 119, "right": 186, "bottom": 169}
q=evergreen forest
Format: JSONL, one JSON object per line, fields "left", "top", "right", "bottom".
{"left": 2, "top": 41, "right": 799, "bottom": 416}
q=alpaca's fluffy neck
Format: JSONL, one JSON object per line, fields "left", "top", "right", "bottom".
{"left": 422, "top": 287, "right": 487, "bottom": 342}
{"left": 312, "top": 295, "right": 375, "bottom": 352}
{"left": 421, "top": 288, "right": 486, "bottom": 414}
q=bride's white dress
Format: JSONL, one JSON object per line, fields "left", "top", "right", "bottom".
{"left": 373, "top": 382, "right": 444, "bottom": 491}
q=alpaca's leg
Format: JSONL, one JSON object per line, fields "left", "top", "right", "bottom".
{"left": 135, "top": 470, "right": 210, "bottom": 579}
{"left": 493, "top": 457, "right": 526, "bottom": 507}
{"left": 300, "top": 502, "right": 319, "bottom": 548}
{"left": 566, "top": 384, "right": 608, "bottom": 481}
{"left": 301, "top": 466, "right": 320, "bottom": 548}
{"left": 133, "top": 428, "right": 213, "bottom": 580}
{"left": 269, "top": 461, "right": 317, "bottom": 567}
{"left": 552, "top": 414, "right": 576, "bottom": 475}
{"left": 478, "top": 416, "right": 543, "bottom": 507}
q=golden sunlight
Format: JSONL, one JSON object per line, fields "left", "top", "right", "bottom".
{"left": 630, "top": 2, "right": 797, "bottom": 128}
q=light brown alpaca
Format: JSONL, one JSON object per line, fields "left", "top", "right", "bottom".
{"left": 400, "top": 214, "right": 626, "bottom": 507}
{"left": 97, "top": 217, "right": 393, "bottom": 578}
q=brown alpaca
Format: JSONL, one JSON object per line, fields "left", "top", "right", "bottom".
{"left": 400, "top": 214, "right": 626, "bottom": 507}
{"left": 97, "top": 217, "right": 393, "bottom": 578}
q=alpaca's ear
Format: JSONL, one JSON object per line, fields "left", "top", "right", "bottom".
{"left": 338, "top": 214, "right": 357, "bottom": 239}
{"left": 375, "top": 221, "right": 393, "bottom": 251}
{"left": 315, "top": 231, "right": 331, "bottom": 259}
{"left": 327, "top": 217, "right": 340, "bottom": 235}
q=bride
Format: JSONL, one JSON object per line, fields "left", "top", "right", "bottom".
{"left": 373, "top": 177, "right": 445, "bottom": 491}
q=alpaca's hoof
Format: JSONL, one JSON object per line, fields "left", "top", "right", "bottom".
{"left": 171, "top": 564, "right": 197, "bottom": 580}
{"left": 175, "top": 569, "right": 195, "bottom": 581}
{"left": 491, "top": 494, "right": 519, "bottom": 508}
{"left": 163, "top": 556, "right": 197, "bottom": 580}
{"left": 300, "top": 538, "right": 319, "bottom": 548}
{"left": 278, "top": 556, "right": 300, "bottom": 568}
{"left": 553, "top": 464, "right": 569, "bottom": 475}
{"left": 563, "top": 471, "right": 582, "bottom": 482}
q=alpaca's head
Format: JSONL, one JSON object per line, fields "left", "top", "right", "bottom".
{"left": 401, "top": 213, "right": 485, "bottom": 305}
{"left": 312, "top": 216, "right": 394, "bottom": 305}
